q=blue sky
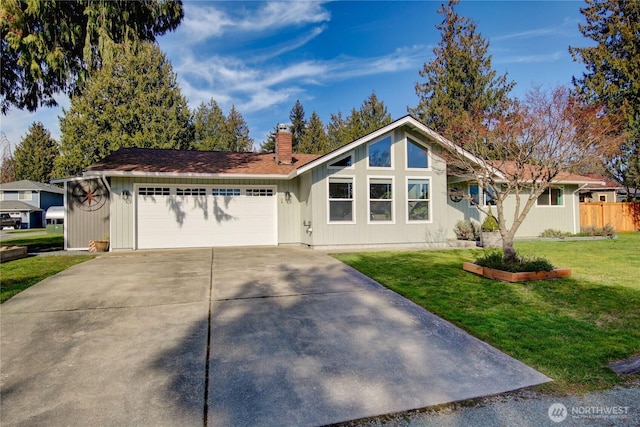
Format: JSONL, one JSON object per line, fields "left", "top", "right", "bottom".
{"left": 1, "top": 0, "right": 589, "bottom": 151}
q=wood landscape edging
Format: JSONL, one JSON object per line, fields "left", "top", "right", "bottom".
{"left": 462, "top": 262, "right": 571, "bottom": 283}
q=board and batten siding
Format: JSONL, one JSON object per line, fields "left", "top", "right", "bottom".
{"left": 66, "top": 179, "right": 110, "bottom": 249}
{"left": 306, "top": 127, "right": 449, "bottom": 247}
{"left": 109, "top": 177, "right": 302, "bottom": 250}
{"left": 445, "top": 182, "right": 582, "bottom": 238}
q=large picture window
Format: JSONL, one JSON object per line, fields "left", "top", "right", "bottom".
{"left": 406, "top": 138, "right": 429, "bottom": 169}
{"left": 369, "top": 178, "right": 393, "bottom": 222}
{"left": 537, "top": 187, "right": 563, "bottom": 206}
{"left": 368, "top": 136, "right": 392, "bottom": 168}
{"left": 407, "top": 179, "right": 430, "bottom": 222}
{"left": 329, "top": 177, "right": 354, "bottom": 222}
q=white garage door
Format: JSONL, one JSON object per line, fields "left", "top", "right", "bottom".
{"left": 136, "top": 186, "right": 277, "bottom": 249}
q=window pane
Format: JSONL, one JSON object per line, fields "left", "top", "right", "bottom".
{"left": 407, "top": 138, "right": 429, "bottom": 168}
{"left": 537, "top": 190, "right": 550, "bottom": 206}
{"left": 469, "top": 185, "right": 480, "bottom": 205}
{"left": 408, "top": 201, "right": 429, "bottom": 221}
{"left": 330, "top": 201, "right": 353, "bottom": 221}
{"left": 368, "top": 136, "right": 391, "bottom": 167}
{"left": 370, "top": 201, "right": 392, "bottom": 221}
{"left": 330, "top": 155, "right": 352, "bottom": 168}
{"left": 408, "top": 180, "right": 429, "bottom": 200}
{"left": 551, "top": 188, "right": 562, "bottom": 205}
{"left": 370, "top": 182, "right": 392, "bottom": 199}
{"left": 329, "top": 182, "right": 352, "bottom": 199}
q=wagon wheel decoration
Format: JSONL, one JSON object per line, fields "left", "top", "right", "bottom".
{"left": 72, "top": 180, "right": 107, "bottom": 211}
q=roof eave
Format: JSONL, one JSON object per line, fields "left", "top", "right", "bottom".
{"left": 82, "top": 170, "right": 294, "bottom": 180}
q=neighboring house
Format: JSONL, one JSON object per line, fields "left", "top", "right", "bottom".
{"left": 0, "top": 180, "right": 64, "bottom": 228}
{"left": 578, "top": 174, "right": 623, "bottom": 203}
{"left": 57, "top": 116, "right": 599, "bottom": 251}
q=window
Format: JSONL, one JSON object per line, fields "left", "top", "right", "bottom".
{"left": 139, "top": 187, "right": 170, "bottom": 196}
{"left": 368, "top": 136, "right": 392, "bottom": 168}
{"left": 246, "top": 188, "right": 274, "bottom": 197}
{"left": 469, "top": 184, "right": 480, "bottom": 206}
{"left": 537, "top": 187, "right": 563, "bottom": 206}
{"left": 329, "top": 154, "right": 353, "bottom": 169}
{"left": 177, "top": 188, "right": 206, "bottom": 196}
{"left": 328, "top": 178, "right": 354, "bottom": 222}
{"left": 407, "top": 179, "right": 430, "bottom": 222}
{"left": 212, "top": 188, "right": 240, "bottom": 196}
{"left": 406, "top": 138, "right": 429, "bottom": 169}
{"left": 468, "top": 184, "right": 496, "bottom": 206}
{"left": 18, "top": 191, "right": 32, "bottom": 200}
{"left": 369, "top": 178, "right": 393, "bottom": 222}
{"left": 599, "top": 195, "right": 607, "bottom": 202}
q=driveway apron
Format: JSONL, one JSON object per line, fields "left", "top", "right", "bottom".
{"left": 1, "top": 247, "right": 550, "bottom": 426}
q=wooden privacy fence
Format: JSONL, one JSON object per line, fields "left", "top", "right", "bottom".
{"left": 580, "top": 202, "right": 640, "bottom": 232}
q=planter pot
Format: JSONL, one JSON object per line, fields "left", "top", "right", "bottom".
{"left": 480, "top": 231, "right": 502, "bottom": 248}
{"left": 463, "top": 262, "right": 571, "bottom": 283}
{"left": 89, "top": 240, "right": 109, "bottom": 253}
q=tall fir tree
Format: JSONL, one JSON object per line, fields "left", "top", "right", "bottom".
{"left": 193, "top": 99, "right": 226, "bottom": 151}
{"left": 298, "top": 111, "right": 329, "bottom": 154}
{"left": 570, "top": 0, "right": 640, "bottom": 199}
{"left": 327, "top": 92, "right": 393, "bottom": 149}
{"left": 409, "top": 0, "right": 514, "bottom": 142}
{"left": 54, "top": 42, "right": 192, "bottom": 177}
{"left": 0, "top": 132, "right": 16, "bottom": 183}
{"left": 13, "top": 122, "right": 58, "bottom": 182}
{"left": 259, "top": 125, "right": 278, "bottom": 153}
{"left": 289, "top": 100, "right": 306, "bottom": 153}
{"left": 223, "top": 105, "right": 253, "bottom": 152}
{"left": 1, "top": 0, "right": 184, "bottom": 113}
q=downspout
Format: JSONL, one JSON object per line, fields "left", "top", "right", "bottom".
{"left": 573, "top": 184, "right": 589, "bottom": 234}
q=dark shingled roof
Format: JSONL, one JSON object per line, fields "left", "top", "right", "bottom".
{"left": 85, "top": 148, "right": 321, "bottom": 176}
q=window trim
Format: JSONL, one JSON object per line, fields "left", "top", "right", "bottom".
{"left": 367, "top": 176, "right": 395, "bottom": 224}
{"left": 18, "top": 191, "right": 33, "bottom": 200}
{"left": 404, "top": 134, "right": 431, "bottom": 171}
{"left": 327, "top": 175, "right": 356, "bottom": 224}
{"left": 327, "top": 152, "right": 355, "bottom": 170}
{"left": 366, "top": 134, "right": 394, "bottom": 170}
{"left": 406, "top": 176, "right": 432, "bottom": 224}
{"left": 536, "top": 186, "right": 565, "bottom": 207}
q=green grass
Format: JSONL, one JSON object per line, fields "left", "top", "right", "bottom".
{"left": 333, "top": 233, "right": 640, "bottom": 394}
{"left": 1, "top": 233, "right": 95, "bottom": 303}
{"left": 1, "top": 255, "right": 96, "bottom": 303}
{"left": 1, "top": 233, "right": 64, "bottom": 251}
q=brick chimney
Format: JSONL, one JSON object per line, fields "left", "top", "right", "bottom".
{"left": 275, "top": 124, "right": 293, "bottom": 165}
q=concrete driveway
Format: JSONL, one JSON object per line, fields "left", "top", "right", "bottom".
{"left": 1, "top": 247, "right": 549, "bottom": 426}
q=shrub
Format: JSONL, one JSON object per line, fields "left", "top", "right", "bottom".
{"left": 579, "top": 224, "right": 617, "bottom": 238}
{"left": 481, "top": 207, "right": 499, "bottom": 232}
{"left": 475, "top": 252, "right": 554, "bottom": 273}
{"left": 454, "top": 220, "right": 480, "bottom": 240}
{"left": 539, "top": 229, "right": 570, "bottom": 238}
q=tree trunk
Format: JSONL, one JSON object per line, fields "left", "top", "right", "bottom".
{"left": 502, "top": 237, "right": 517, "bottom": 262}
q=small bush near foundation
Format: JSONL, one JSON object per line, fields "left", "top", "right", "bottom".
{"left": 579, "top": 223, "right": 617, "bottom": 238}
{"left": 476, "top": 252, "right": 554, "bottom": 273}
{"left": 539, "top": 229, "right": 571, "bottom": 238}
{"left": 454, "top": 220, "right": 480, "bottom": 240}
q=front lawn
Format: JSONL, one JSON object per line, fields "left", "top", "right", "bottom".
{"left": 1, "top": 233, "right": 94, "bottom": 303}
{"left": 333, "top": 233, "right": 640, "bottom": 393}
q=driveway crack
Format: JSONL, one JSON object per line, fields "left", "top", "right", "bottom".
{"left": 203, "top": 247, "right": 214, "bottom": 427}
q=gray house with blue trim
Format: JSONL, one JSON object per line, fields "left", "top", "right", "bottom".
{"left": 0, "top": 180, "right": 64, "bottom": 228}
{"left": 59, "top": 116, "right": 597, "bottom": 251}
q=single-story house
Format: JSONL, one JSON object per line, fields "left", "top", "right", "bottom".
{"left": 58, "top": 116, "right": 600, "bottom": 251}
{"left": 0, "top": 180, "right": 64, "bottom": 228}
{"left": 578, "top": 174, "right": 623, "bottom": 203}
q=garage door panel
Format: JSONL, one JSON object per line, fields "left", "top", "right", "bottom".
{"left": 136, "top": 187, "right": 276, "bottom": 249}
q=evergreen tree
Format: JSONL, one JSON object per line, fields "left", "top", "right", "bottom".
{"left": 409, "top": 0, "right": 514, "bottom": 142}
{"left": 222, "top": 105, "right": 253, "bottom": 152}
{"left": 13, "top": 122, "right": 58, "bottom": 182}
{"left": 193, "top": 99, "right": 226, "bottom": 151}
{"left": 298, "top": 112, "right": 329, "bottom": 154}
{"left": 0, "top": 132, "right": 16, "bottom": 183}
{"left": 259, "top": 125, "right": 278, "bottom": 153}
{"left": 327, "top": 92, "right": 393, "bottom": 149}
{"left": 54, "top": 42, "right": 191, "bottom": 177}
{"left": 570, "top": 0, "right": 640, "bottom": 200}
{"left": 1, "top": 0, "right": 184, "bottom": 113}
{"left": 289, "top": 100, "right": 306, "bottom": 153}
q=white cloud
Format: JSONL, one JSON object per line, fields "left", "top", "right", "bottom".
{"left": 495, "top": 51, "right": 564, "bottom": 64}
{"left": 179, "top": 1, "right": 330, "bottom": 44}
{"left": 491, "top": 18, "right": 578, "bottom": 42}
